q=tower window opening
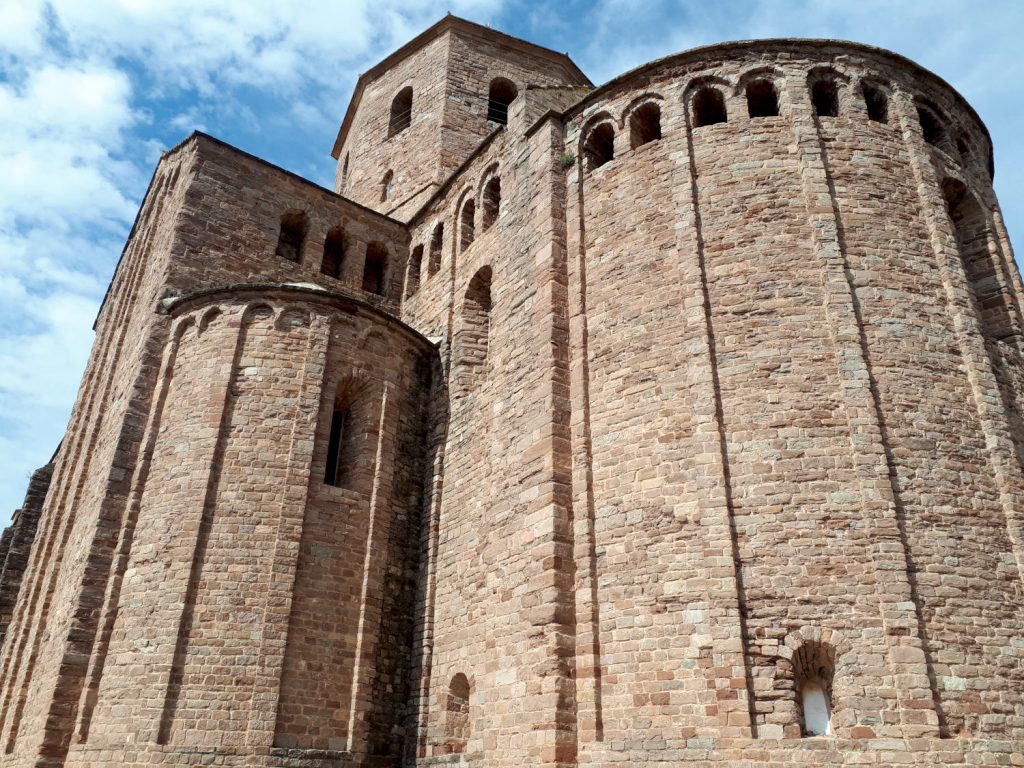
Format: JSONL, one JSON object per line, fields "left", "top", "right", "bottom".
{"left": 323, "top": 407, "right": 347, "bottom": 487}
{"left": 388, "top": 86, "right": 412, "bottom": 136}
{"left": 918, "top": 106, "right": 944, "bottom": 146}
{"left": 583, "top": 123, "right": 615, "bottom": 170}
{"left": 362, "top": 242, "right": 388, "bottom": 295}
{"left": 487, "top": 78, "right": 518, "bottom": 125}
{"left": 746, "top": 79, "right": 779, "bottom": 118}
{"left": 692, "top": 87, "right": 727, "bottom": 127}
{"left": 444, "top": 673, "right": 471, "bottom": 754}
{"left": 792, "top": 640, "right": 836, "bottom": 738}
{"left": 406, "top": 244, "right": 423, "bottom": 297}
{"left": 482, "top": 176, "right": 500, "bottom": 230}
{"left": 321, "top": 227, "right": 346, "bottom": 278}
{"left": 800, "top": 680, "right": 833, "bottom": 736}
{"left": 274, "top": 210, "right": 308, "bottom": 264}
{"left": 862, "top": 84, "right": 888, "bottom": 123}
{"left": 428, "top": 222, "right": 443, "bottom": 276}
{"left": 381, "top": 170, "right": 394, "bottom": 203}
{"left": 811, "top": 79, "right": 839, "bottom": 118}
{"left": 629, "top": 102, "right": 662, "bottom": 149}
{"left": 460, "top": 199, "right": 476, "bottom": 251}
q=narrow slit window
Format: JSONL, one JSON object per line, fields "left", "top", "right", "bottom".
{"left": 341, "top": 153, "right": 350, "bottom": 190}
{"left": 323, "top": 408, "right": 346, "bottom": 486}
{"left": 275, "top": 211, "right": 308, "bottom": 263}
{"left": 629, "top": 102, "right": 662, "bottom": 149}
{"left": 746, "top": 79, "right": 779, "bottom": 118}
{"left": 487, "top": 78, "right": 518, "bottom": 125}
{"left": 583, "top": 123, "right": 615, "bottom": 170}
{"left": 482, "top": 176, "right": 500, "bottom": 230}
{"left": 363, "top": 242, "right": 388, "bottom": 295}
{"left": 406, "top": 244, "right": 423, "bottom": 297}
{"left": 321, "top": 227, "right": 346, "bottom": 278}
{"left": 692, "top": 87, "right": 727, "bottom": 127}
{"left": 811, "top": 79, "right": 839, "bottom": 118}
{"left": 862, "top": 84, "right": 888, "bottom": 123}
{"left": 389, "top": 86, "right": 412, "bottom": 136}
{"left": 381, "top": 170, "right": 394, "bottom": 203}
{"left": 460, "top": 199, "right": 476, "bottom": 251}
{"left": 428, "top": 223, "right": 443, "bottom": 276}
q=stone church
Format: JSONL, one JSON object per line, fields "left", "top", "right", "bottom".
{"left": 0, "top": 14, "right": 1022, "bottom": 768}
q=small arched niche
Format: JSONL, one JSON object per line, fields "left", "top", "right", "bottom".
{"left": 443, "top": 673, "right": 471, "bottom": 754}
{"left": 362, "top": 242, "right": 388, "bottom": 296}
{"left": 428, "top": 222, "right": 444, "bottom": 276}
{"left": 482, "top": 175, "right": 500, "bottom": 231}
{"left": 388, "top": 86, "right": 412, "bottom": 137}
{"left": 455, "top": 266, "right": 493, "bottom": 391}
{"left": 583, "top": 122, "right": 615, "bottom": 170}
{"left": 406, "top": 244, "right": 424, "bottom": 298}
{"left": 862, "top": 82, "right": 888, "bottom": 124}
{"left": 275, "top": 210, "right": 308, "bottom": 264}
{"left": 380, "top": 170, "right": 394, "bottom": 203}
{"left": 691, "top": 86, "right": 727, "bottom": 127}
{"left": 320, "top": 227, "right": 346, "bottom": 278}
{"left": 792, "top": 640, "right": 836, "bottom": 737}
{"left": 629, "top": 101, "right": 662, "bottom": 149}
{"left": 460, "top": 198, "right": 476, "bottom": 251}
{"left": 746, "top": 79, "right": 779, "bottom": 118}
{"left": 811, "top": 77, "right": 840, "bottom": 118}
{"left": 917, "top": 103, "right": 945, "bottom": 147}
{"left": 487, "top": 77, "right": 518, "bottom": 125}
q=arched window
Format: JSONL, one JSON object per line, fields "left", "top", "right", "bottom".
{"left": 629, "top": 102, "right": 662, "bottom": 149}
{"left": 323, "top": 378, "right": 372, "bottom": 490}
{"left": 341, "top": 153, "right": 350, "bottom": 190}
{"left": 862, "top": 83, "right": 888, "bottom": 124}
{"left": 275, "top": 210, "right": 308, "bottom": 263}
{"left": 956, "top": 133, "right": 971, "bottom": 159}
{"left": 428, "top": 222, "right": 443, "bottom": 276}
{"left": 444, "top": 673, "right": 471, "bottom": 754}
{"left": 455, "top": 267, "right": 492, "bottom": 390}
{"left": 747, "top": 79, "right": 779, "bottom": 118}
{"left": 482, "top": 176, "right": 500, "bottom": 230}
{"left": 388, "top": 86, "right": 412, "bottom": 137}
{"left": 362, "top": 242, "right": 388, "bottom": 295}
{"left": 583, "top": 122, "right": 614, "bottom": 170}
{"left": 692, "top": 86, "right": 727, "bottom": 127}
{"left": 944, "top": 178, "right": 1018, "bottom": 340}
{"left": 381, "top": 170, "right": 394, "bottom": 203}
{"left": 460, "top": 199, "right": 476, "bottom": 251}
{"left": 406, "top": 244, "right": 423, "bottom": 298}
{"left": 811, "top": 78, "right": 839, "bottom": 118}
{"left": 792, "top": 641, "right": 836, "bottom": 737}
{"left": 321, "top": 227, "right": 346, "bottom": 278}
{"left": 487, "top": 78, "right": 518, "bottom": 125}
{"left": 917, "top": 105, "right": 943, "bottom": 146}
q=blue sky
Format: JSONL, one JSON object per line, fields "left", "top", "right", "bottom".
{"left": 1, "top": 0, "right": 1021, "bottom": 524}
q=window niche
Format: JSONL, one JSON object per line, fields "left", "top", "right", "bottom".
{"left": 362, "top": 242, "right": 388, "bottom": 295}
{"left": 746, "top": 79, "right": 780, "bottom": 118}
{"left": 917, "top": 104, "right": 945, "bottom": 147}
{"left": 793, "top": 641, "right": 836, "bottom": 737}
{"left": 381, "top": 170, "right": 394, "bottom": 203}
{"left": 583, "top": 122, "right": 615, "bottom": 170}
{"left": 629, "top": 102, "right": 662, "bottom": 149}
{"left": 487, "top": 78, "right": 518, "bottom": 125}
{"left": 275, "top": 210, "right": 308, "bottom": 263}
{"left": 320, "top": 227, "right": 346, "bottom": 278}
{"left": 428, "top": 222, "right": 444, "bottom": 276}
{"left": 862, "top": 83, "right": 888, "bottom": 124}
{"left": 388, "top": 86, "right": 412, "bottom": 136}
{"left": 406, "top": 244, "right": 424, "bottom": 297}
{"left": 692, "top": 86, "right": 727, "bottom": 127}
{"left": 322, "top": 378, "right": 371, "bottom": 490}
{"left": 460, "top": 198, "right": 476, "bottom": 251}
{"left": 443, "top": 673, "right": 471, "bottom": 754}
{"left": 811, "top": 78, "right": 840, "bottom": 118}
{"left": 454, "top": 266, "right": 492, "bottom": 392}
{"left": 482, "top": 176, "right": 500, "bottom": 231}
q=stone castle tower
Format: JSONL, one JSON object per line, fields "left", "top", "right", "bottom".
{"left": 0, "top": 15, "right": 1021, "bottom": 768}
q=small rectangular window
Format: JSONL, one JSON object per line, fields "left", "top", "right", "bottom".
{"left": 324, "top": 408, "right": 346, "bottom": 486}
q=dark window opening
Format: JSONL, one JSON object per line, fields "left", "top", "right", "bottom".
{"left": 629, "top": 102, "right": 662, "bottom": 149}
{"left": 692, "top": 87, "right": 727, "bottom": 127}
{"left": 811, "top": 79, "right": 839, "bottom": 118}
{"left": 862, "top": 84, "right": 888, "bottom": 123}
{"left": 362, "top": 242, "right": 388, "bottom": 295}
{"left": 482, "top": 176, "right": 500, "bottom": 230}
{"left": 341, "top": 153, "right": 350, "bottom": 190}
{"left": 583, "top": 123, "right": 615, "bottom": 170}
{"left": 956, "top": 133, "right": 971, "bottom": 159}
{"left": 460, "top": 199, "right": 476, "bottom": 251}
{"left": 388, "top": 86, "right": 412, "bottom": 137}
{"left": 746, "top": 79, "right": 779, "bottom": 118}
{"left": 487, "top": 78, "right": 518, "bottom": 125}
{"left": 321, "top": 227, "right": 346, "bottom": 278}
{"left": 917, "top": 106, "right": 943, "bottom": 146}
{"left": 428, "top": 223, "right": 443, "bottom": 276}
{"left": 381, "top": 170, "right": 394, "bottom": 203}
{"left": 406, "top": 244, "right": 423, "bottom": 298}
{"left": 275, "top": 210, "right": 308, "bottom": 263}
{"left": 323, "top": 407, "right": 347, "bottom": 486}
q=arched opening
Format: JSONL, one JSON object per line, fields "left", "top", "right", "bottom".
{"left": 406, "top": 244, "right": 423, "bottom": 298}
{"left": 320, "top": 227, "right": 346, "bottom": 278}
{"left": 341, "top": 153, "right": 350, "bottom": 190}
{"left": 862, "top": 83, "right": 888, "bottom": 124}
{"left": 792, "top": 641, "right": 836, "bottom": 737}
{"left": 629, "top": 102, "right": 662, "bottom": 149}
{"left": 811, "top": 79, "right": 839, "bottom": 118}
{"left": 583, "top": 122, "right": 614, "bottom": 170}
{"left": 944, "top": 178, "right": 1017, "bottom": 340}
{"left": 692, "top": 86, "right": 727, "bottom": 127}
{"left": 482, "top": 176, "right": 500, "bottom": 230}
{"left": 275, "top": 210, "right": 308, "bottom": 263}
{"left": 487, "top": 77, "right": 518, "bottom": 125}
{"left": 460, "top": 198, "right": 476, "bottom": 251}
{"left": 381, "top": 170, "right": 394, "bottom": 203}
{"left": 956, "top": 133, "right": 971, "bottom": 160}
{"left": 746, "top": 79, "right": 779, "bottom": 118}
{"left": 322, "top": 378, "right": 374, "bottom": 490}
{"left": 362, "top": 242, "right": 388, "bottom": 296}
{"left": 388, "top": 86, "right": 412, "bottom": 137}
{"left": 455, "top": 267, "right": 492, "bottom": 390}
{"left": 444, "top": 673, "right": 471, "bottom": 754}
{"left": 917, "top": 105, "right": 944, "bottom": 146}
{"left": 428, "top": 222, "right": 443, "bottom": 276}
